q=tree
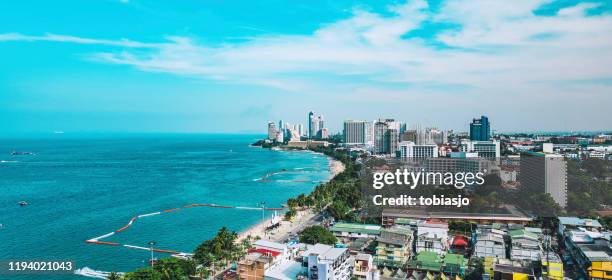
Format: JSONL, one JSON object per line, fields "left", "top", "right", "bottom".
{"left": 107, "top": 272, "right": 120, "bottom": 280}
{"left": 299, "top": 225, "right": 337, "bottom": 245}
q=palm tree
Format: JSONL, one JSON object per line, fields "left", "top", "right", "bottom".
{"left": 106, "top": 272, "right": 120, "bottom": 280}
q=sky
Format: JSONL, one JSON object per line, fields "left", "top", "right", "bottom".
{"left": 1, "top": 0, "right": 611, "bottom": 134}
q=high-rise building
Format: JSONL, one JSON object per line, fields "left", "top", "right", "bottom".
{"left": 308, "top": 111, "right": 316, "bottom": 139}
{"left": 401, "top": 130, "right": 417, "bottom": 143}
{"left": 318, "top": 128, "right": 329, "bottom": 140}
{"left": 374, "top": 119, "right": 400, "bottom": 155}
{"left": 267, "top": 122, "right": 277, "bottom": 140}
{"left": 343, "top": 120, "right": 373, "bottom": 146}
{"left": 275, "top": 130, "right": 284, "bottom": 143}
{"left": 429, "top": 129, "right": 448, "bottom": 145}
{"left": 470, "top": 116, "right": 490, "bottom": 141}
{"left": 519, "top": 151, "right": 567, "bottom": 208}
{"left": 318, "top": 115, "right": 325, "bottom": 130}
{"left": 297, "top": 124, "right": 304, "bottom": 137}
{"left": 308, "top": 111, "right": 321, "bottom": 139}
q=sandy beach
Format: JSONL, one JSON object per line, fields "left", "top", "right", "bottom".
{"left": 239, "top": 157, "right": 344, "bottom": 242}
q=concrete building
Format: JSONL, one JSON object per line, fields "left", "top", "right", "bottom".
{"left": 374, "top": 119, "right": 400, "bottom": 155}
{"left": 276, "top": 130, "right": 284, "bottom": 143}
{"left": 398, "top": 141, "right": 438, "bottom": 159}
{"left": 353, "top": 254, "right": 379, "bottom": 280}
{"left": 381, "top": 208, "right": 533, "bottom": 227}
{"left": 509, "top": 229, "right": 541, "bottom": 261}
{"left": 308, "top": 112, "right": 319, "bottom": 140}
{"left": 474, "top": 229, "right": 506, "bottom": 258}
{"left": 268, "top": 122, "right": 277, "bottom": 140}
{"left": 415, "top": 222, "right": 449, "bottom": 254}
{"left": 318, "top": 128, "right": 329, "bottom": 140}
{"left": 519, "top": 151, "right": 568, "bottom": 208}
{"left": 238, "top": 252, "right": 273, "bottom": 280}
{"left": 329, "top": 223, "right": 381, "bottom": 240}
{"left": 303, "top": 244, "right": 353, "bottom": 280}
{"left": 374, "top": 227, "right": 413, "bottom": 268}
{"left": 425, "top": 157, "right": 493, "bottom": 175}
{"left": 343, "top": 120, "right": 373, "bottom": 146}
{"left": 460, "top": 140, "right": 500, "bottom": 159}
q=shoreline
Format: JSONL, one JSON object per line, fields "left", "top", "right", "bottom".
{"left": 238, "top": 151, "right": 345, "bottom": 242}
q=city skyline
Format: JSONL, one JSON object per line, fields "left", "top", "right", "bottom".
{"left": 2, "top": 0, "right": 612, "bottom": 134}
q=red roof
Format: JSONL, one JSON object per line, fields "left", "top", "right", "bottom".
{"left": 452, "top": 235, "right": 469, "bottom": 247}
{"left": 248, "top": 248, "right": 281, "bottom": 257}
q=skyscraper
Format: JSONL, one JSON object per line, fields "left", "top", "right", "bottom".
{"left": 374, "top": 119, "right": 400, "bottom": 155}
{"left": 267, "top": 122, "right": 277, "bottom": 140}
{"left": 470, "top": 116, "right": 490, "bottom": 141}
{"left": 343, "top": 120, "right": 373, "bottom": 145}
{"left": 318, "top": 115, "right": 325, "bottom": 130}
{"left": 308, "top": 111, "right": 319, "bottom": 139}
{"left": 519, "top": 151, "right": 567, "bottom": 208}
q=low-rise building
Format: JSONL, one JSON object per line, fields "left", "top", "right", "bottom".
{"left": 509, "top": 229, "right": 541, "bottom": 261}
{"left": 474, "top": 229, "right": 506, "bottom": 258}
{"left": 329, "top": 223, "right": 381, "bottom": 240}
{"left": 415, "top": 222, "right": 448, "bottom": 254}
{"left": 541, "top": 250, "right": 564, "bottom": 280}
{"left": 374, "top": 227, "right": 413, "bottom": 268}
{"left": 353, "top": 254, "right": 379, "bottom": 280}
{"left": 558, "top": 217, "right": 612, "bottom": 279}
{"left": 302, "top": 244, "right": 353, "bottom": 280}
{"left": 406, "top": 251, "right": 467, "bottom": 277}
{"left": 238, "top": 251, "right": 275, "bottom": 280}
{"left": 381, "top": 208, "right": 533, "bottom": 227}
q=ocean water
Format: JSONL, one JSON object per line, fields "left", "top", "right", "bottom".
{"left": 0, "top": 134, "right": 332, "bottom": 279}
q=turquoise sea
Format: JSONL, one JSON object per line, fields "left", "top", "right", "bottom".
{"left": 0, "top": 134, "right": 332, "bottom": 279}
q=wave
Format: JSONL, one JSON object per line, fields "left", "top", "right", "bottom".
{"left": 0, "top": 160, "right": 18, "bottom": 163}
{"left": 74, "top": 267, "right": 123, "bottom": 279}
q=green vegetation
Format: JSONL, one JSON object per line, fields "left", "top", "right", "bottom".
{"left": 122, "top": 258, "right": 195, "bottom": 280}
{"left": 566, "top": 159, "right": 612, "bottom": 215}
{"left": 118, "top": 227, "right": 251, "bottom": 280}
{"left": 251, "top": 139, "right": 282, "bottom": 148}
{"left": 299, "top": 225, "right": 337, "bottom": 245}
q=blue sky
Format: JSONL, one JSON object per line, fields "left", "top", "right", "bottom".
{"left": 1, "top": 0, "right": 611, "bottom": 134}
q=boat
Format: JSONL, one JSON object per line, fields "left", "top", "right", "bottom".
{"left": 18, "top": 201, "right": 28, "bottom": 206}
{"left": 11, "top": 151, "right": 34, "bottom": 156}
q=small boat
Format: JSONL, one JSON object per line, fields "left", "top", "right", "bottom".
{"left": 18, "top": 201, "right": 28, "bottom": 206}
{"left": 11, "top": 151, "right": 34, "bottom": 156}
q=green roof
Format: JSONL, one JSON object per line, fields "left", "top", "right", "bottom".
{"left": 412, "top": 251, "right": 442, "bottom": 272}
{"left": 329, "top": 222, "right": 381, "bottom": 235}
{"left": 443, "top": 254, "right": 466, "bottom": 266}
{"left": 509, "top": 229, "right": 538, "bottom": 239}
{"left": 416, "top": 251, "right": 441, "bottom": 262}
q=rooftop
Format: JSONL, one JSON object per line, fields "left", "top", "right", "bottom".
{"left": 559, "top": 217, "right": 603, "bottom": 228}
{"left": 265, "top": 261, "right": 303, "bottom": 280}
{"left": 383, "top": 208, "right": 532, "bottom": 221}
{"left": 253, "top": 239, "right": 287, "bottom": 251}
{"left": 329, "top": 222, "right": 381, "bottom": 235}
{"left": 577, "top": 244, "right": 612, "bottom": 262}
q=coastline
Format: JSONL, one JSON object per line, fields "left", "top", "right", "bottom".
{"left": 238, "top": 152, "right": 345, "bottom": 242}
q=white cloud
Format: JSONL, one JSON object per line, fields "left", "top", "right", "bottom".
{"left": 0, "top": 33, "right": 159, "bottom": 48}
{"left": 2, "top": 0, "right": 611, "bottom": 130}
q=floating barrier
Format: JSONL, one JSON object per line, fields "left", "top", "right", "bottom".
{"left": 86, "top": 202, "right": 285, "bottom": 255}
